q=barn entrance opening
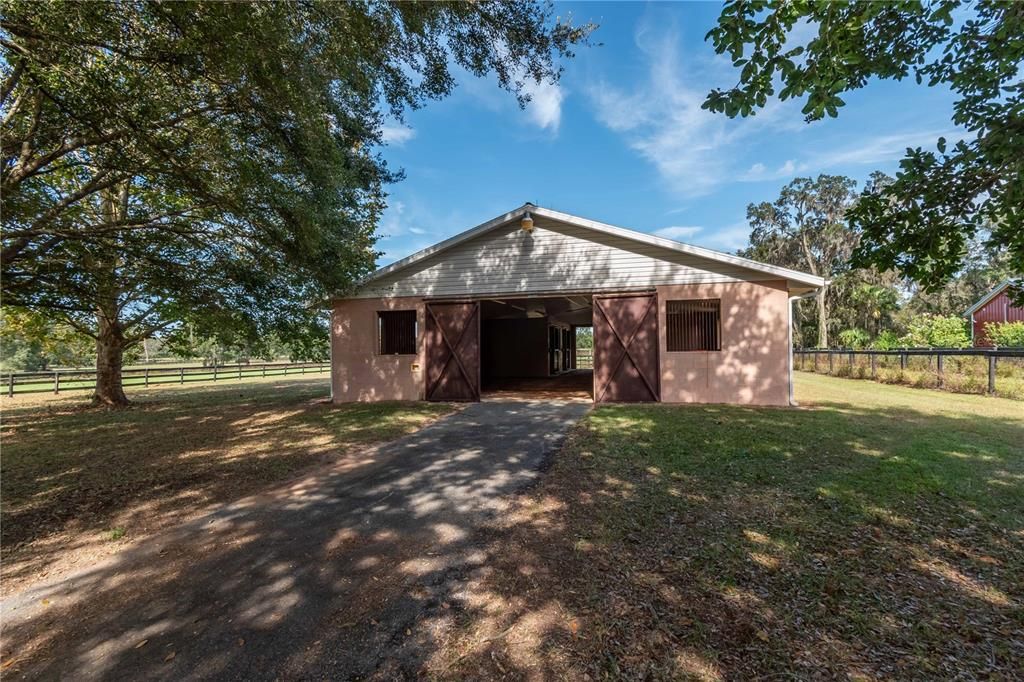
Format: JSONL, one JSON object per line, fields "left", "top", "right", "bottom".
{"left": 479, "top": 295, "right": 594, "bottom": 401}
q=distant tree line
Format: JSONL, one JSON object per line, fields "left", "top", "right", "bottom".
{"left": 0, "top": 308, "right": 325, "bottom": 372}
{"left": 741, "top": 173, "right": 1016, "bottom": 350}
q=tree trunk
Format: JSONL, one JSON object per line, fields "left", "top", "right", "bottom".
{"left": 93, "top": 312, "right": 129, "bottom": 406}
{"left": 816, "top": 287, "right": 829, "bottom": 349}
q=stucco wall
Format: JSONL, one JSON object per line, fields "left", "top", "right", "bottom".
{"left": 657, "top": 280, "right": 790, "bottom": 405}
{"left": 331, "top": 296, "right": 424, "bottom": 402}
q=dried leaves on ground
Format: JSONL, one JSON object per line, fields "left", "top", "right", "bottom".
{"left": 1, "top": 378, "right": 454, "bottom": 593}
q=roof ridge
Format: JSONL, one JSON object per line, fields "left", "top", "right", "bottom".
{"left": 354, "top": 203, "right": 826, "bottom": 292}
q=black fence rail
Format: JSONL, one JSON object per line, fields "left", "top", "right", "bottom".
{"left": 1, "top": 361, "right": 330, "bottom": 397}
{"left": 794, "top": 348, "right": 1024, "bottom": 399}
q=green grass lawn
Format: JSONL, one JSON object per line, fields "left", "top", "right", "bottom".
{"left": 1, "top": 377, "right": 454, "bottom": 591}
{"left": 440, "top": 374, "right": 1024, "bottom": 679}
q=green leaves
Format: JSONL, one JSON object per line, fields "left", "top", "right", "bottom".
{"left": 0, "top": 1, "right": 595, "bottom": 374}
{"left": 704, "top": 1, "right": 1022, "bottom": 292}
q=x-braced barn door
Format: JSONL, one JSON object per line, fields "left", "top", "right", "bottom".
{"left": 425, "top": 302, "right": 480, "bottom": 401}
{"left": 593, "top": 294, "right": 660, "bottom": 402}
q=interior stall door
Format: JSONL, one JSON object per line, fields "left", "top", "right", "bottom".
{"left": 593, "top": 294, "right": 660, "bottom": 402}
{"left": 562, "top": 328, "right": 574, "bottom": 370}
{"left": 549, "top": 326, "right": 561, "bottom": 375}
{"left": 425, "top": 302, "right": 480, "bottom": 401}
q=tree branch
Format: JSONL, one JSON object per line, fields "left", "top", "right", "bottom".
{"left": 0, "top": 55, "right": 25, "bottom": 105}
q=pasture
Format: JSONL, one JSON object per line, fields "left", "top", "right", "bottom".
{"left": 796, "top": 350, "right": 1024, "bottom": 400}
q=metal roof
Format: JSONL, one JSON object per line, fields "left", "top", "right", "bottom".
{"left": 963, "top": 279, "right": 1020, "bottom": 317}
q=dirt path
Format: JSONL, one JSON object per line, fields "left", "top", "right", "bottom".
{"left": 0, "top": 399, "right": 589, "bottom": 680}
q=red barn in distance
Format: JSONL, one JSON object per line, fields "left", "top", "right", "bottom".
{"left": 964, "top": 280, "right": 1024, "bottom": 347}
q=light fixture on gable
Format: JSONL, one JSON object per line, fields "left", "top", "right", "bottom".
{"left": 521, "top": 210, "right": 534, "bottom": 232}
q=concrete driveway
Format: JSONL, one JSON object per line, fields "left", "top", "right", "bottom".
{"left": 1, "top": 399, "right": 589, "bottom": 680}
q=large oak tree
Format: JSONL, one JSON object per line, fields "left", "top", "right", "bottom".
{"left": 1, "top": 1, "right": 593, "bottom": 405}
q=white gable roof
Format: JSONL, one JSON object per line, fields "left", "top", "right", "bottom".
{"left": 351, "top": 204, "right": 825, "bottom": 299}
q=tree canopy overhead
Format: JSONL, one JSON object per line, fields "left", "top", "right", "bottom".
{"left": 0, "top": 1, "right": 594, "bottom": 404}
{"left": 704, "top": 0, "right": 1022, "bottom": 293}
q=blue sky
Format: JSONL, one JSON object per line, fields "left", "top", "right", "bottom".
{"left": 373, "top": 2, "right": 960, "bottom": 266}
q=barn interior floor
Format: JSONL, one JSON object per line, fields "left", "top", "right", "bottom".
{"left": 481, "top": 370, "right": 593, "bottom": 402}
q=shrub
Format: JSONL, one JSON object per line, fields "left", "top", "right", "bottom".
{"left": 872, "top": 329, "right": 901, "bottom": 350}
{"left": 838, "top": 328, "right": 870, "bottom": 349}
{"left": 986, "top": 321, "right": 1024, "bottom": 347}
{"left": 900, "top": 314, "right": 971, "bottom": 348}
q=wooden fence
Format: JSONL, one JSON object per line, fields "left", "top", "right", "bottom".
{"left": 1, "top": 361, "right": 330, "bottom": 397}
{"left": 794, "top": 348, "right": 1024, "bottom": 398}
{"left": 576, "top": 348, "right": 594, "bottom": 369}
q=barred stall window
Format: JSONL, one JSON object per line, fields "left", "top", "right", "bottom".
{"left": 378, "top": 310, "right": 418, "bottom": 355}
{"left": 666, "top": 299, "right": 721, "bottom": 351}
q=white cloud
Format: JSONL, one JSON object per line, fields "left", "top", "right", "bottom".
{"left": 381, "top": 123, "right": 416, "bottom": 146}
{"left": 650, "top": 221, "right": 751, "bottom": 254}
{"left": 653, "top": 225, "right": 703, "bottom": 241}
{"left": 588, "top": 19, "right": 801, "bottom": 197}
{"left": 376, "top": 200, "right": 406, "bottom": 239}
{"left": 809, "top": 129, "right": 958, "bottom": 169}
{"left": 700, "top": 222, "right": 752, "bottom": 253}
{"left": 373, "top": 198, "right": 471, "bottom": 262}
{"left": 740, "top": 158, "right": 802, "bottom": 182}
{"left": 523, "top": 77, "right": 564, "bottom": 131}
{"left": 449, "top": 63, "right": 565, "bottom": 133}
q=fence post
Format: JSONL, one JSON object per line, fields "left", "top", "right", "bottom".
{"left": 813, "top": 352, "right": 818, "bottom": 372}
{"left": 849, "top": 351, "right": 854, "bottom": 371}
{"left": 900, "top": 352, "right": 907, "bottom": 371}
{"left": 145, "top": 368, "right": 150, "bottom": 387}
{"left": 213, "top": 365, "right": 218, "bottom": 382}
{"left": 238, "top": 364, "right": 243, "bottom": 381}
{"left": 53, "top": 371, "right": 60, "bottom": 394}
{"left": 936, "top": 353, "right": 944, "bottom": 387}
{"left": 870, "top": 353, "right": 877, "bottom": 379}
{"left": 7, "top": 373, "right": 13, "bottom": 397}
{"left": 988, "top": 355, "right": 996, "bottom": 395}
{"left": 828, "top": 352, "right": 834, "bottom": 375}
{"left": 180, "top": 367, "right": 184, "bottom": 384}
{"left": 262, "top": 365, "right": 266, "bottom": 378}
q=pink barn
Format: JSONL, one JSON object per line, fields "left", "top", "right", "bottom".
{"left": 329, "top": 204, "right": 824, "bottom": 406}
{"left": 964, "top": 280, "right": 1024, "bottom": 347}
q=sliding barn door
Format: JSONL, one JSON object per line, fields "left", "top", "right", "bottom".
{"left": 593, "top": 294, "right": 660, "bottom": 402}
{"left": 425, "top": 302, "right": 480, "bottom": 401}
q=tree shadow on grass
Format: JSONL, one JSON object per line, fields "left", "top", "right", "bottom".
{"left": 430, "top": 399, "right": 1024, "bottom": 679}
{"left": 0, "top": 379, "right": 453, "bottom": 589}
{"left": 2, "top": 395, "right": 1021, "bottom": 679}
{"left": 0, "top": 399, "right": 587, "bottom": 679}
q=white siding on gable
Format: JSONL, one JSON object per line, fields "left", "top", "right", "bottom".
{"left": 355, "top": 216, "right": 764, "bottom": 299}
